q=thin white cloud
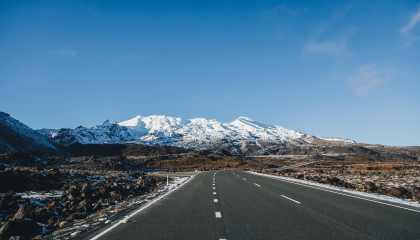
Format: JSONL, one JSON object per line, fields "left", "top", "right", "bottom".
{"left": 346, "top": 64, "right": 390, "bottom": 95}
{"left": 261, "top": 4, "right": 306, "bottom": 22}
{"left": 400, "top": 7, "right": 420, "bottom": 35}
{"left": 303, "top": 3, "right": 358, "bottom": 57}
{"left": 50, "top": 47, "right": 77, "bottom": 58}
{"left": 304, "top": 27, "right": 358, "bottom": 56}
{"left": 305, "top": 40, "right": 347, "bottom": 56}
{"left": 400, "top": 6, "right": 420, "bottom": 46}
{"left": 258, "top": 3, "right": 307, "bottom": 38}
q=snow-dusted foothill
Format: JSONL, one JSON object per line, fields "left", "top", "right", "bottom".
{"left": 37, "top": 120, "right": 135, "bottom": 146}
{"left": 0, "top": 112, "right": 57, "bottom": 154}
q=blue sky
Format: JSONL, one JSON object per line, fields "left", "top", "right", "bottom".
{"left": 1, "top": 0, "right": 419, "bottom": 146}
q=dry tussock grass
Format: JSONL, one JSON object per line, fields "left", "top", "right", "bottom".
{"left": 350, "top": 163, "right": 414, "bottom": 171}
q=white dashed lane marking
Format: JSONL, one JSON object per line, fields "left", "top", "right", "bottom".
{"left": 254, "top": 183, "right": 261, "bottom": 187}
{"left": 214, "top": 199, "right": 218, "bottom": 202}
{"left": 215, "top": 211, "right": 222, "bottom": 218}
{"left": 281, "top": 195, "right": 301, "bottom": 204}
{"left": 213, "top": 192, "right": 217, "bottom": 195}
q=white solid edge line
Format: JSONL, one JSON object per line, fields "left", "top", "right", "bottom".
{"left": 215, "top": 211, "right": 222, "bottom": 218}
{"left": 90, "top": 175, "right": 197, "bottom": 240}
{"left": 281, "top": 195, "right": 301, "bottom": 204}
{"left": 254, "top": 183, "right": 261, "bottom": 187}
{"left": 249, "top": 172, "right": 420, "bottom": 214}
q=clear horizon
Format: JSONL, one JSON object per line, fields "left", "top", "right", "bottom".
{"left": 1, "top": 0, "right": 419, "bottom": 146}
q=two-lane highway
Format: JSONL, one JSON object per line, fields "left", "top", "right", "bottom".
{"left": 85, "top": 171, "right": 420, "bottom": 240}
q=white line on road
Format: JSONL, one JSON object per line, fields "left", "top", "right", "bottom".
{"left": 254, "top": 183, "right": 261, "bottom": 187}
{"left": 242, "top": 178, "right": 247, "bottom": 180}
{"left": 215, "top": 211, "right": 222, "bottom": 218}
{"left": 213, "top": 187, "right": 216, "bottom": 189}
{"left": 214, "top": 199, "right": 218, "bottom": 202}
{"left": 213, "top": 192, "right": 217, "bottom": 195}
{"left": 90, "top": 175, "right": 196, "bottom": 240}
{"left": 281, "top": 195, "right": 301, "bottom": 204}
{"left": 294, "top": 183, "right": 420, "bottom": 213}
{"left": 251, "top": 172, "right": 420, "bottom": 213}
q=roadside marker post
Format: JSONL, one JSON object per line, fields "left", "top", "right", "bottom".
{"left": 167, "top": 175, "right": 169, "bottom": 186}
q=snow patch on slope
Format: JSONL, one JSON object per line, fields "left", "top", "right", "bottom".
{"left": 319, "top": 137, "right": 356, "bottom": 144}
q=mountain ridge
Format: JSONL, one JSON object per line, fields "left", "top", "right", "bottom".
{"left": 36, "top": 114, "right": 356, "bottom": 153}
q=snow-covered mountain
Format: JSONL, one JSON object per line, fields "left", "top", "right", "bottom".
{"left": 119, "top": 115, "right": 305, "bottom": 144}
{"left": 37, "top": 114, "right": 355, "bottom": 153}
{"left": 0, "top": 112, "right": 57, "bottom": 154}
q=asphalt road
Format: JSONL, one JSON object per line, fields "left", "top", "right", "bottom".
{"left": 86, "top": 171, "right": 420, "bottom": 240}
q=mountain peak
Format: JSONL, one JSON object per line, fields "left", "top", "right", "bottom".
{"left": 236, "top": 116, "right": 255, "bottom": 122}
{"left": 101, "top": 120, "right": 111, "bottom": 126}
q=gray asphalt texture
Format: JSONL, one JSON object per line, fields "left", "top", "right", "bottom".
{"left": 87, "top": 171, "right": 420, "bottom": 240}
